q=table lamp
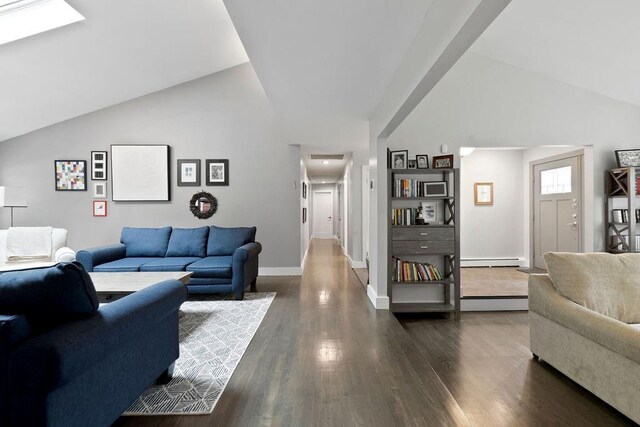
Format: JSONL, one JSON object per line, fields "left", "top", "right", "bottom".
{"left": 0, "top": 187, "right": 27, "bottom": 227}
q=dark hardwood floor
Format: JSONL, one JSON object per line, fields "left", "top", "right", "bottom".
{"left": 117, "top": 239, "right": 468, "bottom": 426}
{"left": 116, "top": 239, "right": 634, "bottom": 426}
{"left": 398, "top": 313, "right": 635, "bottom": 426}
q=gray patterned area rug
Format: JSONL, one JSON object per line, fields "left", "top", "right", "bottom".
{"left": 123, "top": 292, "right": 276, "bottom": 416}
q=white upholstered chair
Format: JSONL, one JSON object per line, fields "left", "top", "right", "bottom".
{"left": 0, "top": 227, "right": 75, "bottom": 271}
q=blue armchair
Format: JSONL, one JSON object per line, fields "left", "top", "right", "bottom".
{"left": 77, "top": 226, "right": 262, "bottom": 300}
{"left": 0, "top": 263, "right": 186, "bottom": 426}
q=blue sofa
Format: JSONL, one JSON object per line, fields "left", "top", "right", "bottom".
{"left": 77, "top": 225, "right": 262, "bottom": 300}
{"left": 0, "top": 262, "right": 186, "bottom": 426}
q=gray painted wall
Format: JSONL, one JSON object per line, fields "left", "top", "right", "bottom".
{"left": 0, "top": 63, "right": 301, "bottom": 268}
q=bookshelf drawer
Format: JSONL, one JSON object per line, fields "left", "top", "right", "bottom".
{"left": 392, "top": 240, "right": 454, "bottom": 255}
{"left": 392, "top": 227, "right": 454, "bottom": 241}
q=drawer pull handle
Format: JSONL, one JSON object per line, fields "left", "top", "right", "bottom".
{"left": 420, "top": 245, "right": 429, "bottom": 249}
{"left": 419, "top": 232, "right": 429, "bottom": 236}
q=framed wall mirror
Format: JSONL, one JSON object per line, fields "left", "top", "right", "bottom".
{"left": 189, "top": 191, "right": 217, "bottom": 219}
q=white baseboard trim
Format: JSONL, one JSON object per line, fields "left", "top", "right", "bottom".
{"left": 258, "top": 267, "right": 302, "bottom": 276}
{"left": 461, "top": 257, "right": 527, "bottom": 268}
{"left": 348, "top": 256, "right": 367, "bottom": 269}
{"left": 461, "top": 298, "right": 528, "bottom": 311}
{"left": 301, "top": 247, "right": 309, "bottom": 272}
{"left": 367, "top": 284, "right": 390, "bottom": 309}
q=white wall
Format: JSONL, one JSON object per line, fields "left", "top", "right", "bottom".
{"left": 0, "top": 63, "right": 302, "bottom": 269}
{"left": 388, "top": 52, "right": 640, "bottom": 254}
{"left": 460, "top": 149, "right": 524, "bottom": 260}
{"left": 300, "top": 159, "right": 310, "bottom": 266}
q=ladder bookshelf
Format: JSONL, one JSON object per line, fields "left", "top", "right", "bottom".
{"left": 387, "top": 168, "right": 460, "bottom": 320}
{"left": 605, "top": 167, "right": 640, "bottom": 253}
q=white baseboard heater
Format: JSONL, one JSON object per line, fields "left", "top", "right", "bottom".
{"left": 461, "top": 257, "right": 526, "bottom": 268}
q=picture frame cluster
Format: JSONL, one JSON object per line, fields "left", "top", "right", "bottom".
{"left": 388, "top": 149, "right": 454, "bottom": 170}
{"left": 177, "top": 159, "right": 229, "bottom": 187}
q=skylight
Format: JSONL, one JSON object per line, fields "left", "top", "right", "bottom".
{"left": 0, "top": 0, "right": 84, "bottom": 46}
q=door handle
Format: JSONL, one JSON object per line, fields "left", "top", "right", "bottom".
{"left": 567, "top": 222, "right": 577, "bottom": 227}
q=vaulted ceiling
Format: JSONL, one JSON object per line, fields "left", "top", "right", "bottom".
{"left": 0, "top": 0, "right": 248, "bottom": 142}
{"left": 224, "top": 0, "right": 436, "bottom": 150}
{"left": 470, "top": 0, "right": 640, "bottom": 108}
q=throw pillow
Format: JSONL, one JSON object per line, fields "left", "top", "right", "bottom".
{"left": 207, "top": 225, "right": 257, "bottom": 256}
{"left": 544, "top": 252, "right": 640, "bottom": 323}
{"left": 121, "top": 226, "right": 172, "bottom": 257}
{"left": 166, "top": 227, "right": 209, "bottom": 257}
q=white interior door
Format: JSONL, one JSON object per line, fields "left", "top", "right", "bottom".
{"left": 533, "top": 156, "right": 581, "bottom": 268}
{"left": 313, "top": 191, "right": 334, "bottom": 239}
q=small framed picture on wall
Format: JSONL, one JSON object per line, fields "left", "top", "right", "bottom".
{"left": 206, "top": 159, "right": 229, "bottom": 186}
{"left": 93, "top": 182, "right": 107, "bottom": 198}
{"left": 91, "top": 151, "right": 108, "bottom": 180}
{"left": 93, "top": 200, "right": 107, "bottom": 217}
{"left": 177, "top": 159, "right": 201, "bottom": 186}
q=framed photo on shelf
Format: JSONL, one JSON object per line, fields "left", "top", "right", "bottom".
{"left": 206, "top": 159, "right": 229, "bottom": 186}
{"left": 390, "top": 150, "right": 408, "bottom": 169}
{"left": 177, "top": 159, "right": 201, "bottom": 187}
{"left": 91, "top": 151, "right": 107, "bottom": 180}
{"left": 424, "top": 181, "right": 448, "bottom": 197}
{"left": 474, "top": 182, "right": 493, "bottom": 205}
{"left": 55, "top": 160, "right": 87, "bottom": 191}
{"left": 93, "top": 200, "right": 107, "bottom": 217}
{"left": 432, "top": 154, "right": 454, "bottom": 169}
{"left": 421, "top": 201, "right": 438, "bottom": 222}
{"left": 408, "top": 160, "right": 417, "bottom": 169}
{"left": 416, "top": 155, "right": 429, "bottom": 169}
{"left": 615, "top": 149, "right": 640, "bottom": 167}
{"left": 93, "top": 182, "right": 107, "bottom": 198}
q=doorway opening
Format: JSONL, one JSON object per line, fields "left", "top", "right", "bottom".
{"left": 459, "top": 146, "right": 593, "bottom": 305}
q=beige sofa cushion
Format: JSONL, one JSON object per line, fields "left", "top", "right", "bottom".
{"left": 544, "top": 252, "right": 640, "bottom": 323}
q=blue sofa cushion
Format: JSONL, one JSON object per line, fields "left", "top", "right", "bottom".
{"left": 0, "top": 262, "right": 98, "bottom": 320}
{"left": 94, "top": 258, "right": 162, "bottom": 272}
{"left": 186, "top": 256, "right": 233, "bottom": 278}
{"left": 207, "top": 225, "right": 257, "bottom": 256}
{"left": 140, "top": 257, "right": 201, "bottom": 272}
{"left": 121, "top": 227, "right": 172, "bottom": 257}
{"left": 166, "top": 227, "right": 209, "bottom": 257}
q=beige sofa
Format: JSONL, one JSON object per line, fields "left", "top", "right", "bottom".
{"left": 530, "top": 252, "right": 640, "bottom": 423}
{"left": 0, "top": 228, "right": 75, "bottom": 271}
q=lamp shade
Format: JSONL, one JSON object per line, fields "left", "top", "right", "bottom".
{"left": 0, "top": 187, "right": 27, "bottom": 207}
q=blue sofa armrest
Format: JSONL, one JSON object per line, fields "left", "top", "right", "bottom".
{"left": 231, "top": 242, "right": 262, "bottom": 297}
{"left": 8, "top": 279, "right": 187, "bottom": 394}
{"left": 76, "top": 244, "right": 126, "bottom": 272}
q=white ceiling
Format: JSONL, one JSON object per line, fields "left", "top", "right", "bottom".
{"left": 471, "top": 0, "right": 640, "bottom": 108}
{"left": 303, "top": 149, "right": 350, "bottom": 184}
{"left": 0, "top": 0, "right": 248, "bottom": 141}
{"left": 224, "top": 0, "right": 435, "bottom": 150}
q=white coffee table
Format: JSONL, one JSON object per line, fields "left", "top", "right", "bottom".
{"left": 89, "top": 271, "right": 192, "bottom": 303}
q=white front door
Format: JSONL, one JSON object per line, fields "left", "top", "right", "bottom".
{"left": 533, "top": 156, "right": 582, "bottom": 269}
{"left": 313, "top": 191, "right": 334, "bottom": 239}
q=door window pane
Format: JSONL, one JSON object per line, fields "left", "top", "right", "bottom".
{"left": 540, "top": 166, "right": 571, "bottom": 195}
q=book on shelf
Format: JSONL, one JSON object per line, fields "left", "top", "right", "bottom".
{"left": 391, "top": 208, "right": 419, "bottom": 225}
{"left": 392, "top": 178, "right": 441, "bottom": 198}
{"left": 392, "top": 257, "right": 444, "bottom": 282}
